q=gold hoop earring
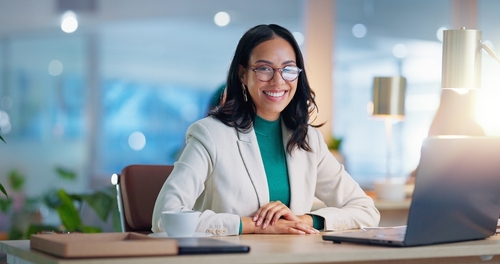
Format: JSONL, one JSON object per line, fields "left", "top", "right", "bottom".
{"left": 241, "top": 83, "right": 248, "bottom": 102}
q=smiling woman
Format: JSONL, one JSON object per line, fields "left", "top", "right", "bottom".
{"left": 151, "top": 24, "right": 379, "bottom": 237}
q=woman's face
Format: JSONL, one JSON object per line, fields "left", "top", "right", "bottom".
{"left": 241, "top": 37, "right": 298, "bottom": 121}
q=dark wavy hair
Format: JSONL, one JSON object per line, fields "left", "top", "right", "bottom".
{"left": 209, "top": 24, "right": 321, "bottom": 154}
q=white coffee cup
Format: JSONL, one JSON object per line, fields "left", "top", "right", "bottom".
{"left": 161, "top": 210, "right": 200, "bottom": 237}
{"left": 374, "top": 177, "right": 406, "bottom": 201}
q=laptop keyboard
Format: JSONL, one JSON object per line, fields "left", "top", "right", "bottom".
{"left": 364, "top": 226, "right": 407, "bottom": 240}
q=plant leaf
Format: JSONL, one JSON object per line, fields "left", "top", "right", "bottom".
{"left": 56, "top": 189, "right": 82, "bottom": 232}
{"left": 0, "top": 198, "right": 12, "bottom": 213}
{"left": 80, "top": 191, "right": 114, "bottom": 222}
{"left": 43, "top": 189, "right": 62, "bottom": 209}
{"left": 8, "top": 227, "right": 24, "bottom": 240}
{"left": 79, "top": 225, "right": 102, "bottom": 233}
{"left": 8, "top": 170, "right": 25, "bottom": 191}
{"left": 55, "top": 167, "right": 77, "bottom": 180}
{"left": 0, "top": 184, "right": 8, "bottom": 198}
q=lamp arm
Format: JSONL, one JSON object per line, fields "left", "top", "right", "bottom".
{"left": 482, "top": 42, "right": 500, "bottom": 64}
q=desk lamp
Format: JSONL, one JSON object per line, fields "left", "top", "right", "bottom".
{"left": 435, "top": 29, "right": 500, "bottom": 135}
{"left": 442, "top": 28, "right": 500, "bottom": 91}
{"left": 371, "top": 76, "right": 406, "bottom": 201}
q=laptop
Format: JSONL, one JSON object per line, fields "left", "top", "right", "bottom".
{"left": 323, "top": 136, "right": 500, "bottom": 247}
{"left": 176, "top": 237, "right": 250, "bottom": 255}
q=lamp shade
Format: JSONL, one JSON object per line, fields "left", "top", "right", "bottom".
{"left": 441, "top": 28, "right": 482, "bottom": 89}
{"left": 372, "top": 76, "right": 406, "bottom": 119}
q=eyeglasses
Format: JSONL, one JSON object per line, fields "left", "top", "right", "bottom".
{"left": 248, "top": 65, "right": 302, "bottom": 82}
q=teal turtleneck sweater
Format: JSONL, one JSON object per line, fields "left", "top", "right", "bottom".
{"left": 238, "top": 115, "right": 324, "bottom": 233}
{"left": 254, "top": 115, "right": 291, "bottom": 206}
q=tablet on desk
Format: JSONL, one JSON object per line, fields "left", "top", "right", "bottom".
{"left": 176, "top": 237, "right": 250, "bottom": 255}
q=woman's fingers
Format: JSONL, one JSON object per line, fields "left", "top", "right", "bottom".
{"left": 254, "top": 219, "right": 319, "bottom": 234}
{"left": 284, "top": 221, "right": 319, "bottom": 234}
{"left": 253, "top": 201, "right": 297, "bottom": 228}
{"left": 252, "top": 201, "right": 279, "bottom": 226}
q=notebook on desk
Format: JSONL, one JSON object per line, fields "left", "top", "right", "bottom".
{"left": 323, "top": 136, "right": 500, "bottom": 247}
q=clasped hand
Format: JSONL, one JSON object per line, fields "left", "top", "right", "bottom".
{"left": 248, "top": 201, "right": 319, "bottom": 235}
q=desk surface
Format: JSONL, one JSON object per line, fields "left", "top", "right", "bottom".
{"left": 1, "top": 233, "right": 500, "bottom": 264}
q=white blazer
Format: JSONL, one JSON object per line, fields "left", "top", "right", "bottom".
{"left": 152, "top": 117, "right": 380, "bottom": 235}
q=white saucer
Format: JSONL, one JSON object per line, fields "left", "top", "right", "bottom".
{"left": 148, "top": 232, "right": 212, "bottom": 238}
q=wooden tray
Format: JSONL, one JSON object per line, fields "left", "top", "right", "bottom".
{"left": 30, "top": 232, "right": 178, "bottom": 258}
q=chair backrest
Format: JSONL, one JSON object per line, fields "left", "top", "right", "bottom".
{"left": 112, "top": 164, "right": 174, "bottom": 233}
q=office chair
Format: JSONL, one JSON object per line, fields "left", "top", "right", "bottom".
{"left": 111, "top": 164, "right": 174, "bottom": 233}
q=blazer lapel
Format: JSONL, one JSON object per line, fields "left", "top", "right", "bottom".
{"left": 237, "top": 129, "right": 269, "bottom": 207}
{"left": 282, "top": 122, "right": 307, "bottom": 212}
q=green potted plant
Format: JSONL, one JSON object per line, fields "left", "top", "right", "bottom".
{"left": 328, "top": 135, "right": 343, "bottom": 151}
{"left": 0, "top": 169, "right": 41, "bottom": 239}
{"left": 0, "top": 166, "right": 121, "bottom": 239}
{"left": 26, "top": 167, "right": 121, "bottom": 238}
{"left": 328, "top": 135, "right": 345, "bottom": 165}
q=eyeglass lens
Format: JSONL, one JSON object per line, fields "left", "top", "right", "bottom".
{"left": 253, "top": 66, "right": 301, "bottom": 82}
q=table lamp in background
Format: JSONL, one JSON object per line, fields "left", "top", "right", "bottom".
{"left": 371, "top": 76, "right": 407, "bottom": 201}
{"left": 442, "top": 28, "right": 500, "bottom": 91}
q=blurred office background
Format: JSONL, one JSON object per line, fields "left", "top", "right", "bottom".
{"left": 0, "top": 0, "right": 499, "bottom": 200}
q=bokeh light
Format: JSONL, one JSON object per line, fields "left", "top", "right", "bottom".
{"left": 392, "top": 44, "right": 407, "bottom": 58}
{"left": 352, "top": 24, "right": 367, "bottom": 38}
{"left": 436, "top": 27, "right": 447, "bottom": 42}
{"left": 292, "top": 31, "right": 304, "bottom": 46}
{"left": 48, "top": 59, "right": 64, "bottom": 76}
{"left": 128, "top": 131, "right": 146, "bottom": 151}
{"left": 214, "top": 11, "right": 230, "bottom": 27}
{"left": 61, "top": 11, "right": 78, "bottom": 33}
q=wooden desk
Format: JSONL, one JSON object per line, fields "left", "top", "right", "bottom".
{"left": 1, "top": 233, "right": 500, "bottom": 264}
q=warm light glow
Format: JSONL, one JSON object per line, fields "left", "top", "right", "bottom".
{"left": 371, "top": 114, "right": 404, "bottom": 121}
{"left": 367, "top": 101, "right": 374, "bottom": 115}
{"left": 368, "top": 102, "right": 405, "bottom": 121}
{"left": 61, "top": 11, "right": 78, "bottom": 33}
{"left": 214, "top": 11, "right": 230, "bottom": 27}
{"left": 434, "top": 135, "right": 471, "bottom": 139}
{"left": 475, "top": 89, "right": 500, "bottom": 135}
{"left": 448, "top": 88, "right": 470, "bottom": 95}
